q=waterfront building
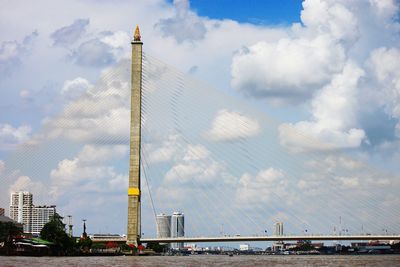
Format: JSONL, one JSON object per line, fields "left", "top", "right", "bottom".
{"left": 239, "top": 244, "right": 250, "bottom": 251}
{"left": 31, "top": 205, "right": 56, "bottom": 235}
{"left": 156, "top": 213, "right": 171, "bottom": 238}
{"left": 90, "top": 233, "right": 126, "bottom": 241}
{"left": 9, "top": 191, "right": 56, "bottom": 234}
{"left": 9, "top": 191, "right": 33, "bottom": 233}
{"left": 0, "top": 207, "right": 4, "bottom": 216}
{"left": 171, "top": 211, "right": 184, "bottom": 249}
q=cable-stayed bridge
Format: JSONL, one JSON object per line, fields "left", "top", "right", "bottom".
{"left": 92, "top": 235, "right": 400, "bottom": 244}
{"left": 2, "top": 27, "right": 400, "bottom": 245}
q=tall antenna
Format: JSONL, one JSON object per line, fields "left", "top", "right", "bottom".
{"left": 82, "top": 219, "right": 87, "bottom": 238}
{"left": 67, "top": 215, "right": 73, "bottom": 237}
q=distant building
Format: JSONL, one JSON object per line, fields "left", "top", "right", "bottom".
{"left": 272, "top": 221, "right": 284, "bottom": 251}
{"left": 89, "top": 234, "right": 126, "bottom": 241}
{"left": 156, "top": 213, "right": 171, "bottom": 238}
{"left": 9, "top": 191, "right": 56, "bottom": 234}
{"left": 171, "top": 212, "right": 184, "bottom": 250}
{"left": 239, "top": 244, "right": 250, "bottom": 251}
{"left": 273, "top": 221, "right": 284, "bottom": 236}
{"left": 10, "top": 191, "right": 33, "bottom": 233}
{"left": 0, "top": 208, "right": 4, "bottom": 216}
{"left": 31, "top": 205, "right": 56, "bottom": 235}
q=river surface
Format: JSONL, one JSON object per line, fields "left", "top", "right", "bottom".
{"left": 1, "top": 255, "right": 400, "bottom": 266}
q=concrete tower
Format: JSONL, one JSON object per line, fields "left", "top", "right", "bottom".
{"left": 171, "top": 212, "right": 185, "bottom": 250}
{"left": 156, "top": 213, "right": 172, "bottom": 239}
{"left": 273, "top": 221, "right": 284, "bottom": 236}
{"left": 127, "top": 25, "right": 143, "bottom": 246}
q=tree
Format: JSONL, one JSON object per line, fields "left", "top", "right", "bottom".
{"left": 0, "top": 222, "right": 23, "bottom": 255}
{"left": 92, "top": 242, "right": 106, "bottom": 250}
{"left": 40, "top": 213, "right": 74, "bottom": 255}
{"left": 77, "top": 236, "right": 92, "bottom": 253}
{"left": 146, "top": 242, "right": 168, "bottom": 253}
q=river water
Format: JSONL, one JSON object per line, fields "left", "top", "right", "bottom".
{"left": 1, "top": 255, "right": 400, "bottom": 266}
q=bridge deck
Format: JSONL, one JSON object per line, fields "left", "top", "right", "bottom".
{"left": 91, "top": 235, "right": 400, "bottom": 243}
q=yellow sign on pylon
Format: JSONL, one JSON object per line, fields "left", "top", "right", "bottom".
{"left": 128, "top": 187, "right": 140, "bottom": 196}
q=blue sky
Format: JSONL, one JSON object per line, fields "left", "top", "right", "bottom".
{"left": 188, "top": 0, "right": 303, "bottom": 25}
{"left": 1, "top": 0, "right": 400, "bottom": 242}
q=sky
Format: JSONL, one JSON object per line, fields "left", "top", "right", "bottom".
{"left": 1, "top": 0, "right": 400, "bottom": 242}
{"left": 187, "top": 0, "right": 303, "bottom": 25}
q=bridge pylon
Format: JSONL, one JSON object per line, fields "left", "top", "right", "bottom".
{"left": 127, "top": 25, "right": 143, "bottom": 246}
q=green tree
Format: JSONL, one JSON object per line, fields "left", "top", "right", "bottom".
{"left": 291, "top": 242, "right": 315, "bottom": 251}
{"left": 0, "top": 222, "right": 23, "bottom": 255}
{"left": 78, "top": 236, "right": 92, "bottom": 253}
{"left": 92, "top": 242, "right": 106, "bottom": 250}
{"left": 40, "top": 213, "right": 74, "bottom": 255}
{"left": 146, "top": 242, "right": 168, "bottom": 253}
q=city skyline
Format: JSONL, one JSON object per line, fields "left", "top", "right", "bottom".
{"left": 1, "top": 0, "right": 400, "bottom": 239}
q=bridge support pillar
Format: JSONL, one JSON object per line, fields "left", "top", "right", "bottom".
{"left": 127, "top": 25, "right": 142, "bottom": 247}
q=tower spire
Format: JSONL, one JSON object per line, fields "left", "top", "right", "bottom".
{"left": 133, "top": 25, "right": 141, "bottom": 42}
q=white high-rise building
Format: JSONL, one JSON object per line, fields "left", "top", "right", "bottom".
{"left": 272, "top": 221, "right": 284, "bottom": 252}
{"left": 9, "top": 191, "right": 56, "bottom": 234}
{"left": 273, "top": 221, "right": 284, "bottom": 236}
{"left": 171, "top": 212, "right": 184, "bottom": 250}
{"left": 156, "top": 213, "right": 171, "bottom": 238}
{"left": 31, "top": 205, "right": 56, "bottom": 235}
{"left": 10, "top": 192, "right": 33, "bottom": 233}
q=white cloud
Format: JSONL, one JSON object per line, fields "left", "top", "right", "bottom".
{"left": 367, "top": 47, "right": 400, "bottom": 137}
{"left": 61, "top": 77, "right": 92, "bottom": 99}
{"left": 279, "top": 62, "right": 367, "bottom": 152}
{"left": 50, "top": 18, "right": 89, "bottom": 46}
{"left": 77, "top": 144, "right": 128, "bottom": 164}
{"left": 48, "top": 18, "right": 130, "bottom": 69}
{"left": 230, "top": 0, "right": 366, "bottom": 101}
{"left": 68, "top": 29, "right": 130, "bottom": 68}
{"left": 369, "top": 0, "right": 399, "bottom": 19}
{"left": 231, "top": 0, "right": 400, "bottom": 156}
{"left": 19, "top": 90, "right": 31, "bottom": 99}
{"left": 155, "top": 0, "right": 207, "bottom": 43}
{"left": 0, "top": 31, "right": 38, "bottom": 77}
{"left": 164, "top": 146, "right": 223, "bottom": 185}
{"left": 9, "top": 175, "right": 49, "bottom": 203}
{"left": 100, "top": 31, "right": 130, "bottom": 50}
{"left": 0, "top": 160, "right": 5, "bottom": 174}
{"left": 72, "top": 38, "right": 116, "bottom": 67}
{"left": 145, "top": 134, "right": 179, "bottom": 164}
{"left": 236, "top": 168, "right": 288, "bottom": 206}
{"left": 205, "top": 109, "right": 260, "bottom": 141}
{"left": 45, "top": 107, "right": 130, "bottom": 143}
{"left": 49, "top": 144, "right": 128, "bottom": 198}
{"left": 0, "top": 123, "right": 32, "bottom": 150}
{"left": 298, "top": 154, "right": 398, "bottom": 199}
{"left": 183, "top": 144, "right": 210, "bottom": 161}
{"left": 305, "top": 155, "right": 364, "bottom": 172}
{"left": 231, "top": 35, "right": 345, "bottom": 100}
{"left": 336, "top": 176, "right": 360, "bottom": 188}
{"left": 43, "top": 60, "right": 130, "bottom": 143}
{"left": 300, "top": 0, "right": 359, "bottom": 42}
